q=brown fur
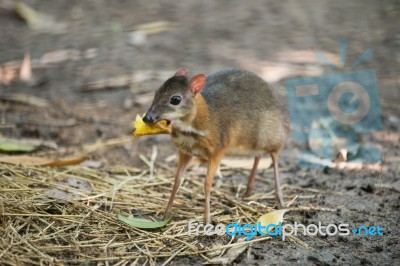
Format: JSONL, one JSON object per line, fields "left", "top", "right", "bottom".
{"left": 144, "top": 68, "right": 289, "bottom": 223}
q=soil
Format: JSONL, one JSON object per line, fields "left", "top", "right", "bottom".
{"left": 1, "top": 0, "right": 399, "bottom": 265}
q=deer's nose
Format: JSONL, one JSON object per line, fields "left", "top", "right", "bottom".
{"left": 143, "top": 112, "right": 158, "bottom": 124}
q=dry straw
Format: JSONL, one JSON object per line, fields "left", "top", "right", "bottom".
{"left": 0, "top": 139, "right": 328, "bottom": 265}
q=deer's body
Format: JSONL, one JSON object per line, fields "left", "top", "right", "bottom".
{"left": 143, "top": 68, "right": 288, "bottom": 223}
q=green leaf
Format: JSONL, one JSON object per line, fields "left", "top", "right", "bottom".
{"left": 0, "top": 141, "right": 37, "bottom": 152}
{"left": 117, "top": 214, "right": 171, "bottom": 229}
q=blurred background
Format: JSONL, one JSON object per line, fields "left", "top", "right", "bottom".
{"left": 0, "top": 0, "right": 399, "bottom": 166}
{"left": 1, "top": 1, "right": 400, "bottom": 264}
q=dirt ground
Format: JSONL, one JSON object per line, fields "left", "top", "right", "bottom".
{"left": 1, "top": 0, "right": 399, "bottom": 265}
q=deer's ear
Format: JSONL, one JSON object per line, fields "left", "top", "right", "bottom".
{"left": 174, "top": 68, "right": 189, "bottom": 77}
{"left": 189, "top": 74, "right": 206, "bottom": 95}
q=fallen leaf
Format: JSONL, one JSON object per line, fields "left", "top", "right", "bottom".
{"left": 0, "top": 138, "right": 57, "bottom": 150}
{"left": 40, "top": 50, "right": 80, "bottom": 65}
{"left": 209, "top": 238, "right": 249, "bottom": 264}
{"left": 14, "top": 1, "right": 38, "bottom": 26}
{"left": 0, "top": 155, "right": 86, "bottom": 166}
{"left": 45, "top": 176, "right": 93, "bottom": 200}
{"left": 15, "top": 2, "right": 67, "bottom": 34}
{"left": 257, "top": 209, "right": 288, "bottom": 234}
{"left": 133, "top": 114, "right": 171, "bottom": 137}
{"left": 0, "top": 141, "right": 37, "bottom": 153}
{"left": 18, "top": 138, "right": 56, "bottom": 149}
{"left": 117, "top": 214, "right": 171, "bottom": 229}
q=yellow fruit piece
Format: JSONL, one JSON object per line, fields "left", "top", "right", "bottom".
{"left": 133, "top": 114, "right": 171, "bottom": 137}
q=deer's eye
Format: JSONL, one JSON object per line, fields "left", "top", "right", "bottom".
{"left": 170, "top": 95, "right": 182, "bottom": 105}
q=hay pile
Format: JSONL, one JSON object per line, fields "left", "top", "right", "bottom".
{"left": 0, "top": 142, "right": 315, "bottom": 265}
